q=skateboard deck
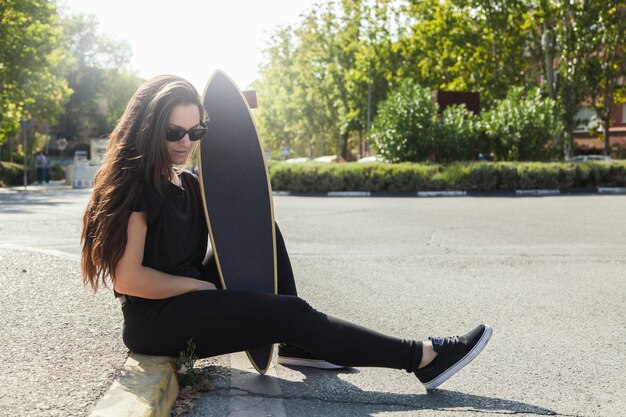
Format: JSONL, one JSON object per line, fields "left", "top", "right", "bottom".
{"left": 198, "top": 70, "right": 277, "bottom": 375}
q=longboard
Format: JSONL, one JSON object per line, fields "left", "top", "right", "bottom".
{"left": 198, "top": 70, "right": 277, "bottom": 375}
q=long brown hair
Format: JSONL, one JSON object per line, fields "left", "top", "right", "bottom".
{"left": 81, "top": 75, "right": 204, "bottom": 292}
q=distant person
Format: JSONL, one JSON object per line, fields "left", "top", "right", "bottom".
{"left": 35, "top": 152, "right": 47, "bottom": 184}
{"left": 81, "top": 75, "right": 492, "bottom": 391}
{"left": 44, "top": 152, "right": 51, "bottom": 183}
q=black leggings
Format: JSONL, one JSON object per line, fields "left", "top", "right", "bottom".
{"left": 121, "top": 225, "right": 423, "bottom": 373}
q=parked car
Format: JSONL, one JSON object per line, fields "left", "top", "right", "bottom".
{"left": 357, "top": 155, "right": 386, "bottom": 163}
{"left": 567, "top": 155, "right": 612, "bottom": 162}
{"left": 284, "top": 157, "right": 313, "bottom": 163}
{"left": 313, "top": 155, "right": 345, "bottom": 163}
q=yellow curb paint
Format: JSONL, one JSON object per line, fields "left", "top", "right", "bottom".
{"left": 88, "top": 353, "right": 178, "bottom": 417}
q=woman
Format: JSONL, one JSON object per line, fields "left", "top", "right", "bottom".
{"left": 81, "top": 75, "right": 492, "bottom": 391}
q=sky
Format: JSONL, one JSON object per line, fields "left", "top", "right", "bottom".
{"left": 58, "top": 0, "right": 317, "bottom": 92}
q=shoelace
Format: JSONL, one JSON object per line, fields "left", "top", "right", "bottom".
{"left": 430, "top": 335, "right": 460, "bottom": 350}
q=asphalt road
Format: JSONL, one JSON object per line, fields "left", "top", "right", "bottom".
{"left": 1, "top": 190, "right": 624, "bottom": 416}
{"left": 0, "top": 189, "right": 126, "bottom": 417}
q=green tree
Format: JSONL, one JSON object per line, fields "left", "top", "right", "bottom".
{"left": 531, "top": 0, "right": 626, "bottom": 157}
{"left": 0, "top": 0, "right": 72, "bottom": 155}
{"left": 254, "top": 27, "right": 305, "bottom": 158}
{"left": 580, "top": 1, "right": 626, "bottom": 155}
{"left": 255, "top": 0, "right": 399, "bottom": 160}
{"left": 58, "top": 13, "right": 141, "bottom": 143}
{"left": 399, "top": 0, "right": 534, "bottom": 107}
{"left": 255, "top": 0, "right": 626, "bottom": 162}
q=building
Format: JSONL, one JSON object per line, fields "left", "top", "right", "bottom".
{"left": 573, "top": 74, "right": 626, "bottom": 158}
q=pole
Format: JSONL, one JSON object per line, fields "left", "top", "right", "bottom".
{"left": 20, "top": 120, "right": 31, "bottom": 189}
{"left": 366, "top": 79, "right": 372, "bottom": 157}
{"left": 366, "top": 82, "right": 372, "bottom": 133}
{"left": 23, "top": 125, "right": 27, "bottom": 189}
{"left": 542, "top": 24, "right": 555, "bottom": 100}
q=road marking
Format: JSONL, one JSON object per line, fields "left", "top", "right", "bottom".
{"left": 228, "top": 351, "right": 286, "bottom": 417}
{"left": 417, "top": 191, "right": 467, "bottom": 197}
{"left": 327, "top": 191, "right": 371, "bottom": 197}
{"left": 515, "top": 189, "right": 560, "bottom": 196}
{"left": 598, "top": 187, "right": 626, "bottom": 194}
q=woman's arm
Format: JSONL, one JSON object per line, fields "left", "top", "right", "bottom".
{"left": 114, "top": 211, "right": 215, "bottom": 299}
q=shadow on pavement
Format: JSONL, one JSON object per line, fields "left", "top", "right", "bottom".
{"left": 0, "top": 190, "right": 89, "bottom": 213}
{"left": 201, "top": 364, "right": 557, "bottom": 416}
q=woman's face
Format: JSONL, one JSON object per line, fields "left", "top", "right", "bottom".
{"left": 165, "top": 103, "right": 201, "bottom": 165}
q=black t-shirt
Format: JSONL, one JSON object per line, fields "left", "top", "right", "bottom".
{"left": 133, "top": 171, "right": 208, "bottom": 280}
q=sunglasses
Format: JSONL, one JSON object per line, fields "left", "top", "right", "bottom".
{"left": 165, "top": 124, "right": 208, "bottom": 142}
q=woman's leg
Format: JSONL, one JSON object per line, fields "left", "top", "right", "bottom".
{"left": 273, "top": 224, "right": 346, "bottom": 367}
{"left": 122, "top": 290, "right": 422, "bottom": 373}
{"left": 202, "top": 223, "right": 352, "bottom": 367}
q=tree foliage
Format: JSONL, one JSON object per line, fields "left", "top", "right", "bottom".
{"left": 438, "top": 105, "right": 486, "bottom": 162}
{"left": 255, "top": 0, "right": 403, "bottom": 160}
{"left": 578, "top": 1, "right": 626, "bottom": 154}
{"left": 255, "top": 0, "right": 626, "bottom": 161}
{"left": 58, "top": 13, "right": 142, "bottom": 142}
{"left": 0, "top": 2, "right": 141, "bottom": 162}
{"left": 481, "top": 88, "right": 561, "bottom": 161}
{"left": 370, "top": 79, "right": 438, "bottom": 162}
{"left": 398, "top": 0, "right": 534, "bottom": 106}
{"left": 371, "top": 83, "right": 559, "bottom": 162}
{"left": 3, "top": 0, "right": 623, "bottom": 164}
{"left": 0, "top": 0, "right": 72, "bottom": 146}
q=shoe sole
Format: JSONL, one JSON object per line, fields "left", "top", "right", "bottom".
{"left": 422, "top": 324, "right": 493, "bottom": 390}
{"left": 277, "top": 356, "right": 346, "bottom": 370}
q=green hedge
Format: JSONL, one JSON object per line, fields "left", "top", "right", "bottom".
{"left": 0, "top": 162, "right": 25, "bottom": 187}
{"left": 0, "top": 162, "right": 66, "bottom": 186}
{"left": 267, "top": 161, "right": 626, "bottom": 192}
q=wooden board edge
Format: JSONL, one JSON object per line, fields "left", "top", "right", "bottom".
{"left": 198, "top": 70, "right": 228, "bottom": 291}
{"left": 245, "top": 344, "right": 275, "bottom": 375}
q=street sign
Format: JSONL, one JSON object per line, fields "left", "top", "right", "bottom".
{"left": 56, "top": 138, "right": 68, "bottom": 151}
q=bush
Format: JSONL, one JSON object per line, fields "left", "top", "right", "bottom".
{"left": 50, "top": 163, "right": 65, "bottom": 181}
{"left": 437, "top": 105, "right": 487, "bottom": 162}
{"left": 371, "top": 83, "right": 560, "bottom": 164}
{"left": 0, "top": 161, "right": 39, "bottom": 186}
{"left": 515, "top": 162, "right": 575, "bottom": 189}
{"left": 267, "top": 160, "right": 626, "bottom": 192}
{"left": 481, "top": 88, "right": 561, "bottom": 161}
{"left": 434, "top": 162, "right": 518, "bottom": 191}
{"left": 370, "top": 79, "right": 439, "bottom": 163}
{"left": 268, "top": 161, "right": 442, "bottom": 192}
{"left": 0, "top": 161, "right": 23, "bottom": 186}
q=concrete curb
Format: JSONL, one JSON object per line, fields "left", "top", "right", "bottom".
{"left": 88, "top": 353, "right": 178, "bottom": 417}
{"left": 598, "top": 187, "right": 626, "bottom": 194}
{"left": 2, "top": 186, "right": 625, "bottom": 197}
{"left": 272, "top": 187, "right": 626, "bottom": 197}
